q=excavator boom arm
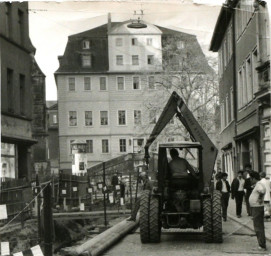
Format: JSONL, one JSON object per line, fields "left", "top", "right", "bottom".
{"left": 144, "top": 91, "right": 217, "bottom": 189}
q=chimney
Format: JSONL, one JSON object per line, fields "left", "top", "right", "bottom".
{"left": 107, "top": 13, "right": 111, "bottom": 34}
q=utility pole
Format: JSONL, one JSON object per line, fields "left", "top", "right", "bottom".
{"left": 43, "top": 184, "right": 53, "bottom": 256}
{"left": 103, "top": 162, "right": 107, "bottom": 227}
{"left": 36, "top": 173, "right": 41, "bottom": 243}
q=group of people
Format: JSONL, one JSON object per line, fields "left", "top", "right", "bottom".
{"left": 216, "top": 164, "right": 271, "bottom": 251}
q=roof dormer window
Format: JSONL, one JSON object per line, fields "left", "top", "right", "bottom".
{"left": 82, "top": 54, "right": 91, "bottom": 67}
{"left": 83, "top": 40, "right": 90, "bottom": 49}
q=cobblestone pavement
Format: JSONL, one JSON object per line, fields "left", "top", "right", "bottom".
{"left": 102, "top": 209, "right": 271, "bottom": 256}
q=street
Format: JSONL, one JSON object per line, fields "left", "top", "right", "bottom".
{"left": 103, "top": 220, "right": 271, "bottom": 256}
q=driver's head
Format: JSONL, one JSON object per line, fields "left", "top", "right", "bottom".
{"left": 170, "top": 148, "right": 179, "bottom": 159}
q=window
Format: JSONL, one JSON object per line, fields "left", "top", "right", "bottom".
{"left": 85, "top": 111, "right": 93, "bottom": 126}
{"left": 230, "top": 88, "right": 234, "bottom": 122}
{"left": 149, "top": 110, "right": 156, "bottom": 124}
{"left": 53, "top": 114, "right": 58, "bottom": 124}
{"left": 118, "top": 110, "right": 126, "bottom": 125}
{"left": 19, "top": 74, "right": 25, "bottom": 115}
{"left": 1, "top": 143, "right": 16, "bottom": 179}
{"left": 134, "top": 110, "right": 141, "bottom": 125}
{"left": 18, "top": 9, "right": 24, "bottom": 45}
{"left": 69, "top": 111, "right": 77, "bottom": 126}
{"left": 100, "top": 111, "right": 108, "bottom": 125}
{"left": 147, "top": 55, "right": 154, "bottom": 65}
{"left": 102, "top": 139, "right": 109, "bottom": 153}
{"left": 116, "top": 38, "right": 123, "bottom": 46}
{"left": 148, "top": 76, "right": 155, "bottom": 89}
{"left": 147, "top": 38, "right": 152, "bottom": 46}
{"left": 133, "top": 139, "right": 144, "bottom": 153}
{"left": 133, "top": 77, "right": 140, "bottom": 89}
{"left": 84, "top": 77, "right": 91, "bottom": 90}
{"left": 117, "top": 77, "right": 124, "bottom": 90}
{"left": 82, "top": 54, "right": 91, "bottom": 67}
{"left": 242, "top": 64, "right": 247, "bottom": 105}
{"left": 252, "top": 48, "right": 258, "bottom": 94}
{"left": 5, "top": 3, "right": 12, "bottom": 38}
{"left": 68, "top": 77, "right": 75, "bottom": 91}
{"left": 86, "top": 140, "right": 93, "bottom": 153}
{"left": 7, "top": 68, "right": 13, "bottom": 112}
{"left": 83, "top": 40, "right": 90, "bottom": 49}
{"left": 116, "top": 55, "right": 123, "bottom": 65}
{"left": 220, "top": 103, "right": 225, "bottom": 130}
{"left": 246, "top": 56, "right": 253, "bottom": 102}
{"left": 100, "top": 77, "right": 107, "bottom": 90}
{"left": 238, "top": 69, "right": 243, "bottom": 108}
{"left": 132, "top": 38, "right": 138, "bottom": 45}
{"left": 225, "top": 96, "right": 229, "bottom": 125}
{"left": 119, "top": 139, "right": 126, "bottom": 152}
{"left": 132, "top": 55, "right": 139, "bottom": 65}
{"left": 177, "top": 41, "right": 185, "bottom": 49}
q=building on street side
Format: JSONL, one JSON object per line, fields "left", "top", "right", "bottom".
{"left": 55, "top": 14, "right": 214, "bottom": 171}
{"left": 0, "top": 2, "right": 36, "bottom": 181}
{"left": 210, "top": 0, "right": 271, "bottom": 180}
{"left": 46, "top": 101, "right": 59, "bottom": 174}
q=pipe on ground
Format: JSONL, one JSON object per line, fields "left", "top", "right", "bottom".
{"left": 60, "top": 218, "right": 139, "bottom": 256}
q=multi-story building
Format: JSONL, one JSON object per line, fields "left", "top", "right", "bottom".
{"left": 55, "top": 16, "right": 213, "bottom": 171}
{"left": 210, "top": 0, "right": 271, "bottom": 180}
{"left": 1, "top": 2, "right": 36, "bottom": 180}
{"left": 31, "top": 57, "right": 49, "bottom": 176}
{"left": 46, "top": 101, "right": 59, "bottom": 174}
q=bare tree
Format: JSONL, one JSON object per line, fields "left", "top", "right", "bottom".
{"left": 136, "top": 35, "right": 219, "bottom": 151}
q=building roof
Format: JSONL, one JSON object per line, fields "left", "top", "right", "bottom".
{"left": 55, "top": 21, "right": 213, "bottom": 74}
{"left": 209, "top": 1, "right": 238, "bottom": 52}
{"left": 46, "top": 101, "right": 58, "bottom": 109}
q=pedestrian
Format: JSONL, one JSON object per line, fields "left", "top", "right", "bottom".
{"left": 249, "top": 171, "right": 266, "bottom": 251}
{"left": 244, "top": 171, "right": 253, "bottom": 216}
{"left": 259, "top": 172, "right": 271, "bottom": 218}
{"left": 216, "top": 172, "right": 230, "bottom": 221}
{"left": 231, "top": 170, "right": 245, "bottom": 218}
{"left": 127, "top": 172, "right": 152, "bottom": 221}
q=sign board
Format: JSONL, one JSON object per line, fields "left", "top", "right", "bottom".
{"left": 13, "top": 252, "right": 23, "bottom": 256}
{"left": 1, "top": 242, "right": 10, "bottom": 256}
{"left": 88, "top": 188, "right": 93, "bottom": 193}
{"left": 120, "top": 198, "right": 124, "bottom": 206}
{"left": 62, "top": 190, "right": 66, "bottom": 195}
{"left": 109, "top": 194, "right": 114, "bottom": 204}
{"left": 115, "top": 185, "right": 120, "bottom": 190}
{"left": 80, "top": 203, "right": 85, "bottom": 211}
{"left": 98, "top": 183, "right": 103, "bottom": 189}
{"left": 0, "top": 205, "right": 8, "bottom": 220}
{"left": 72, "top": 153, "right": 87, "bottom": 175}
{"left": 31, "top": 245, "right": 44, "bottom": 256}
{"left": 73, "top": 187, "right": 77, "bottom": 192}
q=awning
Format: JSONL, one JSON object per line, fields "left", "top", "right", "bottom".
{"left": 1, "top": 135, "right": 37, "bottom": 145}
{"left": 234, "top": 127, "right": 259, "bottom": 141}
{"left": 221, "top": 142, "right": 232, "bottom": 151}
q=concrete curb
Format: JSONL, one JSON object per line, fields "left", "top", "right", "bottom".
{"left": 228, "top": 213, "right": 271, "bottom": 243}
{"left": 60, "top": 218, "right": 139, "bottom": 256}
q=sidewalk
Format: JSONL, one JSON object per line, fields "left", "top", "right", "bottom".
{"left": 227, "top": 198, "right": 271, "bottom": 242}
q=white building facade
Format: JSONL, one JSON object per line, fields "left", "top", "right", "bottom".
{"left": 55, "top": 19, "right": 212, "bottom": 170}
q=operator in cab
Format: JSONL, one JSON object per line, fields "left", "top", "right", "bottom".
{"left": 169, "top": 148, "right": 199, "bottom": 189}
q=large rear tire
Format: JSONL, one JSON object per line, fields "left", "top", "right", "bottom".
{"left": 140, "top": 190, "right": 151, "bottom": 243}
{"left": 203, "top": 197, "right": 213, "bottom": 243}
{"left": 212, "top": 190, "right": 223, "bottom": 243}
{"left": 149, "top": 196, "right": 161, "bottom": 243}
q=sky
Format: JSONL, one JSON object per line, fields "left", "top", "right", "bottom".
{"left": 28, "top": 0, "right": 225, "bottom": 100}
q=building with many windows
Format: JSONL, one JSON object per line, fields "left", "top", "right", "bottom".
{"left": 55, "top": 16, "right": 213, "bottom": 170}
{"left": 1, "top": 2, "right": 36, "bottom": 180}
{"left": 210, "top": 0, "right": 271, "bottom": 180}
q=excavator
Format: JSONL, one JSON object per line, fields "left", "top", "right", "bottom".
{"left": 140, "top": 91, "right": 222, "bottom": 243}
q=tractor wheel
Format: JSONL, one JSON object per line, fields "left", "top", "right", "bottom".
{"left": 212, "top": 190, "right": 223, "bottom": 243}
{"left": 203, "top": 197, "right": 213, "bottom": 243}
{"left": 140, "top": 190, "right": 151, "bottom": 243}
{"left": 149, "top": 196, "right": 161, "bottom": 243}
